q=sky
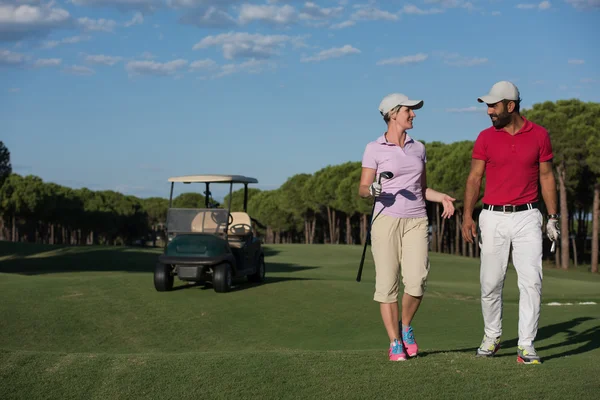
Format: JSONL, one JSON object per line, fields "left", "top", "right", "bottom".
{"left": 1, "top": 0, "right": 599, "bottom": 202}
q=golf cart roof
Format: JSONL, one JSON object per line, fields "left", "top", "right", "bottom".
{"left": 168, "top": 175, "right": 258, "bottom": 184}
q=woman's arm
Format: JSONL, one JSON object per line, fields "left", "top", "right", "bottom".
{"left": 359, "top": 167, "right": 376, "bottom": 198}
{"left": 421, "top": 167, "right": 456, "bottom": 218}
{"left": 420, "top": 168, "right": 444, "bottom": 202}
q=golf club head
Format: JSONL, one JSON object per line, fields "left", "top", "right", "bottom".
{"left": 379, "top": 171, "right": 393, "bottom": 182}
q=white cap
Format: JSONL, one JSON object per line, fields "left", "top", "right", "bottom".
{"left": 477, "top": 81, "right": 520, "bottom": 104}
{"left": 378, "top": 93, "right": 423, "bottom": 115}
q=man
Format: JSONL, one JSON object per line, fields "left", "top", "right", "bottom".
{"left": 461, "top": 81, "right": 560, "bottom": 364}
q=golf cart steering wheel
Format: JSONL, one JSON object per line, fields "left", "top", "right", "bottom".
{"left": 229, "top": 223, "right": 252, "bottom": 235}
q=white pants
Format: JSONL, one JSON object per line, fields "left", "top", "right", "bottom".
{"left": 478, "top": 208, "right": 543, "bottom": 346}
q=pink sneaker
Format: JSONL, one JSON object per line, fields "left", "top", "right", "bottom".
{"left": 389, "top": 339, "right": 407, "bottom": 361}
{"left": 402, "top": 325, "right": 418, "bottom": 357}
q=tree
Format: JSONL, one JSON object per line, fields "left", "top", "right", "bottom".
{"left": 582, "top": 105, "right": 600, "bottom": 273}
{"left": 0, "top": 141, "right": 10, "bottom": 189}
{"left": 523, "top": 100, "right": 589, "bottom": 269}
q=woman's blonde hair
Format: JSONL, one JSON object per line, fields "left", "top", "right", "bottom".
{"left": 383, "top": 105, "right": 402, "bottom": 124}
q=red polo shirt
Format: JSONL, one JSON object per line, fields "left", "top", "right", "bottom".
{"left": 472, "top": 117, "right": 553, "bottom": 205}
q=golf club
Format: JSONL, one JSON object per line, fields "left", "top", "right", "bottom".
{"left": 551, "top": 241, "right": 556, "bottom": 253}
{"left": 356, "top": 171, "right": 394, "bottom": 282}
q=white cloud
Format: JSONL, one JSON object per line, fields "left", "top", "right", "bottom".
{"left": 565, "top": 0, "right": 600, "bottom": 9}
{"left": 189, "top": 58, "right": 217, "bottom": 71}
{"left": 7, "top": 87, "right": 20, "bottom": 93}
{"left": 299, "top": 2, "right": 344, "bottom": 20}
{"left": 439, "top": 52, "right": 488, "bottom": 66}
{"left": 84, "top": 54, "right": 122, "bottom": 65}
{"left": 179, "top": 6, "right": 238, "bottom": 28}
{"left": 377, "top": 53, "right": 428, "bottom": 66}
{"left": 70, "top": 0, "right": 160, "bottom": 14}
{"left": 330, "top": 20, "right": 355, "bottom": 29}
{"left": 42, "top": 34, "right": 91, "bottom": 48}
{"left": 446, "top": 106, "right": 485, "bottom": 113}
{"left": 581, "top": 78, "right": 597, "bottom": 83}
{"left": 34, "top": 57, "right": 60, "bottom": 67}
{"left": 63, "top": 65, "right": 95, "bottom": 75}
{"left": 238, "top": 4, "right": 296, "bottom": 25}
{"left": 192, "top": 32, "right": 298, "bottom": 60}
{"left": 351, "top": 7, "right": 399, "bottom": 21}
{"left": 125, "top": 59, "right": 188, "bottom": 76}
{"left": 77, "top": 17, "right": 117, "bottom": 32}
{"left": 0, "top": 3, "right": 72, "bottom": 41}
{"left": 568, "top": 59, "right": 585, "bottom": 64}
{"left": 214, "top": 58, "right": 275, "bottom": 78}
{"left": 401, "top": 5, "right": 444, "bottom": 14}
{"left": 516, "top": 1, "right": 551, "bottom": 9}
{"left": 491, "top": 10, "right": 501, "bottom": 15}
{"left": 301, "top": 44, "right": 360, "bottom": 62}
{"left": 0, "top": 48, "right": 26, "bottom": 64}
{"left": 124, "top": 12, "right": 143, "bottom": 27}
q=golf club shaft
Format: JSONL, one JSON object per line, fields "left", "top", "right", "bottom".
{"left": 356, "top": 200, "right": 377, "bottom": 282}
{"left": 356, "top": 172, "right": 391, "bottom": 282}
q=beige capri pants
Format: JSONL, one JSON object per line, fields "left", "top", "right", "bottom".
{"left": 370, "top": 214, "right": 430, "bottom": 303}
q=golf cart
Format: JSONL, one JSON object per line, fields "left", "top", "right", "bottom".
{"left": 153, "top": 174, "right": 266, "bottom": 293}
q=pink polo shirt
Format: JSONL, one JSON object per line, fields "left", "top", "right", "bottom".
{"left": 362, "top": 133, "right": 427, "bottom": 219}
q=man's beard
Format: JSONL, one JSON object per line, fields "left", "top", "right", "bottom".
{"left": 490, "top": 111, "right": 511, "bottom": 129}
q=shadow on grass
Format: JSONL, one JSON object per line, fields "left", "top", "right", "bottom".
{"left": 0, "top": 242, "right": 315, "bottom": 283}
{"left": 495, "top": 317, "right": 599, "bottom": 361}
{"left": 172, "top": 275, "right": 318, "bottom": 293}
{"left": 418, "top": 317, "right": 599, "bottom": 359}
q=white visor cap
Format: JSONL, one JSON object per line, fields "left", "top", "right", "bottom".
{"left": 378, "top": 93, "right": 424, "bottom": 116}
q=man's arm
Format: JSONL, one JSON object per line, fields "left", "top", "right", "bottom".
{"left": 461, "top": 159, "right": 486, "bottom": 243}
{"left": 539, "top": 161, "right": 558, "bottom": 215}
{"left": 463, "top": 159, "right": 486, "bottom": 219}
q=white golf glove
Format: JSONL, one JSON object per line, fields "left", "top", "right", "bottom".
{"left": 369, "top": 182, "right": 382, "bottom": 197}
{"left": 546, "top": 218, "right": 560, "bottom": 242}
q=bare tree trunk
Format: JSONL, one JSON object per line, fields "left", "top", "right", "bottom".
{"left": 360, "top": 214, "right": 367, "bottom": 245}
{"left": 438, "top": 218, "right": 446, "bottom": 253}
{"left": 557, "top": 163, "right": 570, "bottom": 270}
{"left": 591, "top": 184, "right": 599, "bottom": 273}
{"left": 346, "top": 215, "right": 352, "bottom": 244}
{"left": 455, "top": 212, "right": 461, "bottom": 256}
{"left": 571, "top": 236, "right": 578, "bottom": 269}
{"left": 12, "top": 216, "right": 16, "bottom": 242}
{"left": 310, "top": 216, "right": 316, "bottom": 244}
{"left": 435, "top": 204, "right": 441, "bottom": 252}
{"left": 304, "top": 218, "right": 309, "bottom": 244}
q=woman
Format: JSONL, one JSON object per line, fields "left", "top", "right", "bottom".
{"left": 359, "top": 92, "right": 455, "bottom": 361}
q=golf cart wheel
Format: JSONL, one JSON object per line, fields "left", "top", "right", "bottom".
{"left": 213, "top": 263, "right": 232, "bottom": 293}
{"left": 154, "top": 262, "right": 174, "bottom": 292}
{"left": 248, "top": 256, "right": 266, "bottom": 283}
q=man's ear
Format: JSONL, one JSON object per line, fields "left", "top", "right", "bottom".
{"left": 507, "top": 101, "right": 515, "bottom": 113}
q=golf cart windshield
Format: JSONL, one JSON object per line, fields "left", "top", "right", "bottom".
{"left": 166, "top": 208, "right": 230, "bottom": 235}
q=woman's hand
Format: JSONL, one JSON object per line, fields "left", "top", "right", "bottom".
{"left": 441, "top": 194, "right": 456, "bottom": 219}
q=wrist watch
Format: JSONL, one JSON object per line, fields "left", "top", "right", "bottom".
{"left": 548, "top": 214, "right": 560, "bottom": 220}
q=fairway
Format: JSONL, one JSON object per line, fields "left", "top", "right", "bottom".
{"left": 1, "top": 241, "right": 599, "bottom": 399}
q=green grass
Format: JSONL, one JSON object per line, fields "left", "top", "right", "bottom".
{"left": 0, "top": 241, "right": 599, "bottom": 399}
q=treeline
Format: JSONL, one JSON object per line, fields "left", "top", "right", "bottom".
{"left": 0, "top": 99, "right": 598, "bottom": 272}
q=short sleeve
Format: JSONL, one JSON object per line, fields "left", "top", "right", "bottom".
{"left": 539, "top": 130, "right": 553, "bottom": 162}
{"left": 361, "top": 143, "right": 377, "bottom": 170}
{"left": 472, "top": 132, "right": 487, "bottom": 161}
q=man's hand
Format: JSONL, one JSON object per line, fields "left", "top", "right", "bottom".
{"left": 461, "top": 216, "right": 477, "bottom": 244}
{"left": 546, "top": 218, "right": 560, "bottom": 242}
{"left": 369, "top": 182, "right": 382, "bottom": 197}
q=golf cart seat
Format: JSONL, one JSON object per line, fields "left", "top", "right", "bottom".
{"left": 227, "top": 212, "right": 253, "bottom": 248}
{"left": 190, "top": 209, "right": 228, "bottom": 235}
